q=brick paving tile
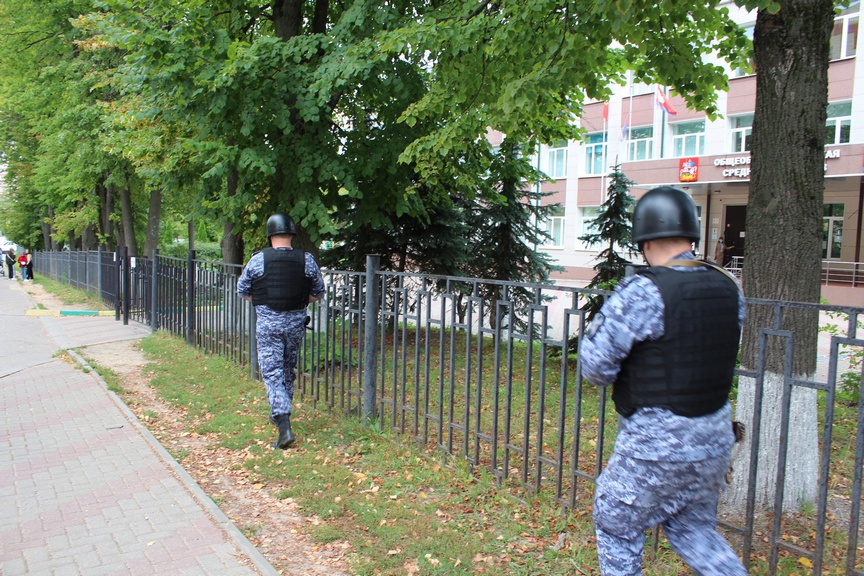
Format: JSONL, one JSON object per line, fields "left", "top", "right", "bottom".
{"left": 0, "top": 281, "right": 276, "bottom": 576}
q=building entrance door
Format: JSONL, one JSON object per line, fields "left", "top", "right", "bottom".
{"left": 724, "top": 205, "right": 746, "bottom": 264}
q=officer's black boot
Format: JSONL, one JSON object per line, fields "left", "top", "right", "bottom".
{"left": 272, "top": 413, "right": 295, "bottom": 449}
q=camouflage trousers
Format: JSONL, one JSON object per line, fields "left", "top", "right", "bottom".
{"left": 593, "top": 451, "right": 746, "bottom": 576}
{"left": 256, "top": 323, "right": 305, "bottom": 419}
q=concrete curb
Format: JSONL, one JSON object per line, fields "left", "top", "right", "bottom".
{"left": 26, "top": 309, "right": 115, "bottom": 316}
{"left": 65, "top": 348, "right": 281, "bottom": 576}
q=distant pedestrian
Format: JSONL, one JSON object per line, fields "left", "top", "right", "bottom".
{"left": 17, "top": 250, "right": 29, "bottom": 281}
{"left": 713, "top": 236, "right": 735, "bottom": 267}
{"left": 4, "top": 249, "right": 14, "bottom": 279}
{"left": 237, "top": 213, "right": 326, "bottom": 449}
{"left": 26, "top": 250, "right": 34, "bottom": 281}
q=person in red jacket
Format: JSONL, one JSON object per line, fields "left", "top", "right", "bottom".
{"left": 17, "top": 250, "right": 30, "bottom": 281}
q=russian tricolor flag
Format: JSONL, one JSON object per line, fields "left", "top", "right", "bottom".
{"left": 655, "top": 86, "right": 678, "bottom": 116}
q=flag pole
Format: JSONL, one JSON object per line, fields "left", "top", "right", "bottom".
{"left": 627, "top": 75, "right": 634, "bottom": 147}
{"left": 602, "top": 101, "right": 608, "bottom": 203}
{"left": 659, "top": 86, "right": 667, "bottom": 159}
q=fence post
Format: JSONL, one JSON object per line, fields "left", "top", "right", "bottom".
{"left": 122, "top": 246, "right": 130, "bottom": 325}
{"left": 362, "top": 254, "right": 380, "bottom": 425}
{"left": 97, "top": 247, "right": 103, "bottom": 301}
{"left": 250, "top": 305, "right": 258, "bottom": 381}
{"left": 187, "top": 249, "right": 196, "bottom": 345}
{"left": 114, "top": 247, "right": 121, "bottom": 321}
{"left": 151, "top": 249, "right": 159, "bottom": 332}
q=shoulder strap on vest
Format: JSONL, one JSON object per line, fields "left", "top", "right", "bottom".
{"left": 664, "top": 259, "right": 743, "bottom": 295}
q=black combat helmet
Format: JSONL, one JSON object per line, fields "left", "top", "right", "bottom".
{"left": 631, "top": 186, "right": 700, "bottom": 245}
{"left": 266, "top": 213, "right": 298, "bottom": 237}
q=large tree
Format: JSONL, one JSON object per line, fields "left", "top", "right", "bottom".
{"left": 0, "top": 0, "right": 160, "bottom": 254}
{"left": 724, "top": 0, "right": 836, "bottom": 512}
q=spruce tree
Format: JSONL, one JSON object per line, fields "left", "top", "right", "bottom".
{"left": 578, "top": 164, "right": 637, "bottom": 322}
{"left": 463, "top": 137, "right": 561, "bottom": 331}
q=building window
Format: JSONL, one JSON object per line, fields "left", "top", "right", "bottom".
{"left": 584, "top": 133, "right": 607, "bottom": 175}
{"left": 825, "top": 101, "right": 852, "bottom": 145}
{"left": 543, "top": 205, "right": 565, "bottom": 248}
{"left": 578, "top": 207, "right": 600, "bottom": 248}
{"left": 730, "top": 115, "right": 753, "bottom": 153}
{"left": 627, "top": 126, "right": 654, "bottom": 161}
{"left": 830, "top": 2, "right": 859, "bottom": 60}
{"left": 734, "top": 24, "right": 756, "bottom": 77}
{"left": 672, "top": 120, "right": 705, "bottom": 157}
{"left": 823, "top": 204, "right": 844, "bottom": 259}
{"left": 545, "top": 141, "right": 567, "bottom": 179}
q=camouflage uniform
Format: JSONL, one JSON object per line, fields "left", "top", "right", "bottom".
{"left": 237, "top": 248, "right": 325, "bottom": 420}
{"left": 581, "top": 251, "right": 747, "bottom": 576}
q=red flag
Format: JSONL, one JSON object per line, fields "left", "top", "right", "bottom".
{"left": 602, "top": 101, "right": 609, "bottom": 122}
{"left": 655, "top": 86, "right": 678, "bottom": 116}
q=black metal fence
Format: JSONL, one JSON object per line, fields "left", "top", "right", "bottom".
{"left": 33, "top": 249, "right": 864, "bottom": 575}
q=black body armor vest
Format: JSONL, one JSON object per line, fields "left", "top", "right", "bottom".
{"left": 613, "top": 265, "right": 741, "bottom": 418}
{"left": 250, "top": 248, "right": 310, "bottom": 311}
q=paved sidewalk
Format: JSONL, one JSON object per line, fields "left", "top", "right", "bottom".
{"left": 0, "top": 280, "right": 278, "bottom": 575}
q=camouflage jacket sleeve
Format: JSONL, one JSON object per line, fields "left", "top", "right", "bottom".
{"left": 305, "top": 253, "right": 326, "bottom": 299}
{"left": 237, "top": 252, "right": 263, "bottom": 298}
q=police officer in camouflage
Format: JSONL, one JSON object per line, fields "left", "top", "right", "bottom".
{"left": 581, "top": 186, "right": 747, "bottom": 575}
{"left": 238, "top": 213, "right": 326, "bottom": 449}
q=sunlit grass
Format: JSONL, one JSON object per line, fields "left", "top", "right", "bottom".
{"left": 31, "top": 275, "right": 108, "bottom": 309}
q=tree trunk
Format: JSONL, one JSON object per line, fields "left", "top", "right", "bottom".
{"left": 42, "top": 206, "right": 54, "bottom": 250}
{"left": 81, "top": 223, "right": 96, "bottom": 250}
{"left": 272, "top": 0, "right": 302, "bottom": 41}
{"left": 292, "top": 225, "right": 319, "bottom": 260}
{"left": 723, "top": 0, "right": 834, "bottom": 513}
{"left": 118, "top": 184, "right": 138, "bottom": 256}
{"left": 144, "top": 187, "right": 162, "bottom": 258}
{"left": 312, "top": 0, "right": 328, "bottom": 34}
{"left": 103, "top": 178, "right": 118, "bottom": 250}
{"left": 221, "top": 168, "right": 245, "bottom": 267}
{"left": 188, "top": 218, "right": 195, "bottom": 252}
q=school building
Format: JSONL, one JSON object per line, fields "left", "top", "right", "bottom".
{"left": 516, "top": 1, "right": 864, "bottom": 306}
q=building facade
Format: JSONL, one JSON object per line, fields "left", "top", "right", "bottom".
{"left": 529, "top": 1, "right": 863, "bottom": 305}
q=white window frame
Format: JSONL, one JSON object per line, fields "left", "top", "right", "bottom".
{"left": 542, "top": 205, "right": 565, "bottom": 248}
{"left": 672, "top": 120, "right": 705, "bottom": 157}
{"left": 730, "top": 115, "right": 753, "bottom": 153}
{"left": 627, "top": 126, "right": 654, "bottom": 161}
{"left": 545, "top": 141, "right": 568, "bottom": 179}
{"left": 830, "top": 4, "right": 859, "bottom": 60}
{"left": 577, "top": 207, "right": 601, "bottom": 249}
{"left": 826, "top": 101, "right": 852, "bottom": 145}
{"left": 583, "top": 133, "right": 607, "bottom": 175}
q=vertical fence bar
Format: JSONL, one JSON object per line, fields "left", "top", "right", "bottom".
{"left": 363, "top": 255, "right": 380, "bottom": 425}
{"left": 114, "top": 247, "right": 121, "bottom": 321}
{"left": 250, "top": 305, "right": 258, "bottom": 381}
{"left": 97, "top": 247, "right": 103, "bottom": 301}
{"left": 122, "top": 246, "right": 130, "bottom": 325}
{"left": 186, "top": 249, "right": 196, "bottom": 345}
{"left": 151, "top": 250, "right": 159, "bottom": 332}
